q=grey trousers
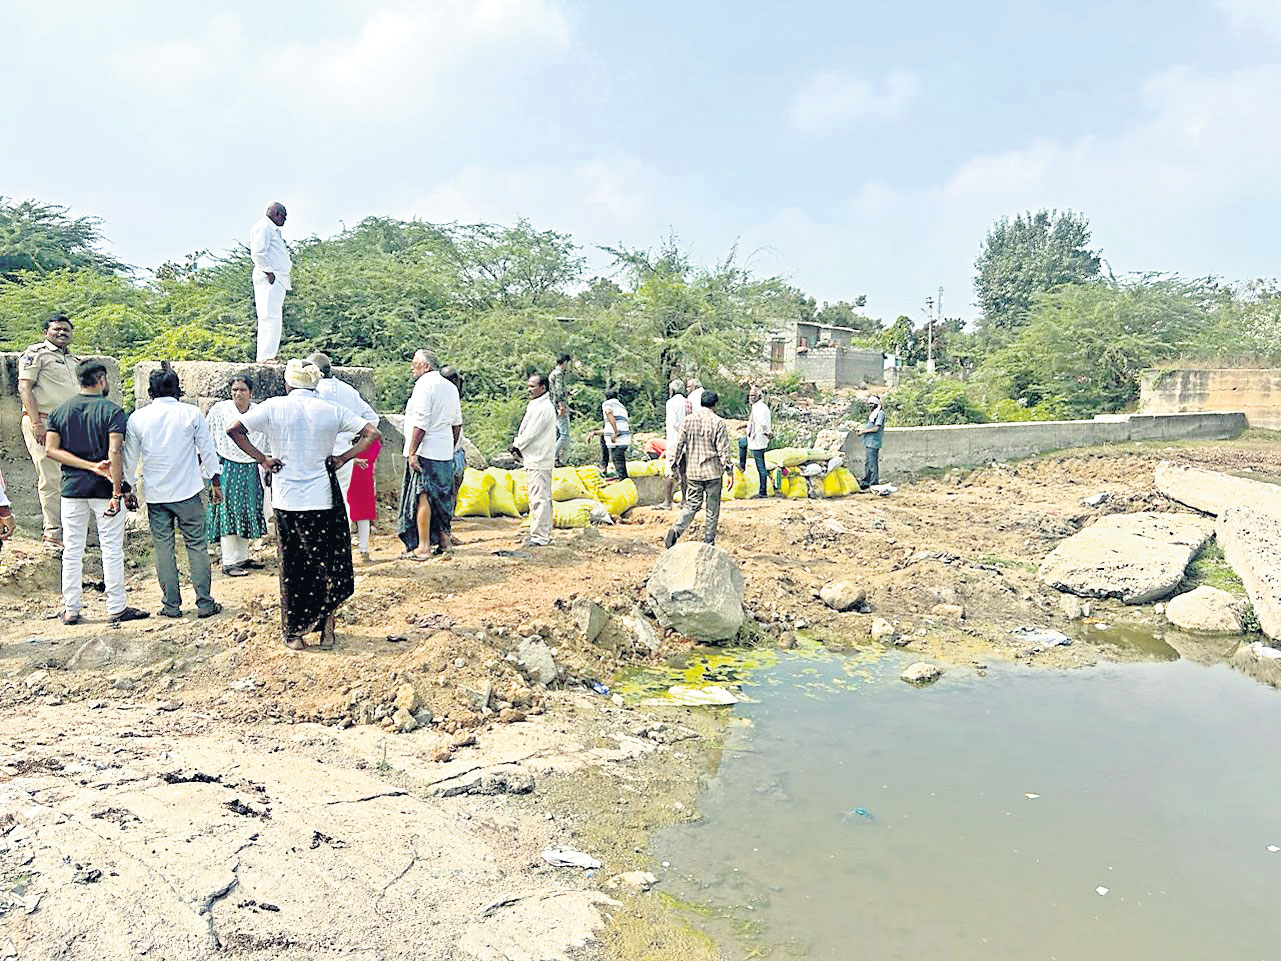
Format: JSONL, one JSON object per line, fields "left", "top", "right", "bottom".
{"left": 671, "top": 477, "right": 723, "bottom": 544}
{"left": 864, "top": 445, "right": 880, "bottom": 487}
{"left": 148, "top": 494, "right": 215, "bottom": 614}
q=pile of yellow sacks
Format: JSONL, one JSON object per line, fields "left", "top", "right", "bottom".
{"left": 722, "top": 448, "right": 859, "bottom": 502}
{"left": 454, "top": 465, "right": 639, "bottom": 527}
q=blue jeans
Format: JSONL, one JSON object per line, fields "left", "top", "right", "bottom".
{"left": 864, "top": 445, "right": 880, "bottom": 487}
{"left": 555, "top": 411, "right": 570, "bottom": 465}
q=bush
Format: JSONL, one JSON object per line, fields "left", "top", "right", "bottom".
{"left": 887, "top": 375, "right": 988, "bottom": 426}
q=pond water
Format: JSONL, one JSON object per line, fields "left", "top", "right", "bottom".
{"left": 652, "top": 648, "right": 1281, "bottom": 960}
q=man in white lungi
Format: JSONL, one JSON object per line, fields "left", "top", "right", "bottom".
{"left": 250, "top": 202, "right": 291, "bottom": 363}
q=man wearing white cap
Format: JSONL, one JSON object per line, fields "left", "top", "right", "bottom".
{"left": 662, "top": 379, "right": 687, "bottom": 510}
{"left": 856, "top": 395, "right": 886, "bottom": 489}
{"left": 227, "top": 359, "right": 380, "bottom": 650}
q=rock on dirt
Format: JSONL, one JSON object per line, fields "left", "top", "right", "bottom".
{"left": 572, "top": 597, "right": 608, "bottom": 643}
{"left": 1165, "top": 586, "right": 1245, "bottom": 634}
{"left": 607, "top": 871, "right": 658, "bottom": 893}
{"left": 510, "top": 638, "right": 559, "bottom": 686}
{"left": 930, "top": 603, "right": 965, "bottom": 621}
{"left": 619, "top": 607, "right": 662, "bottom": 656}
{"left": 820, "top": 581, "right": 865, "bottom": 612}
{"left": 1218, "top": 506, "right": 1281, "bottom": 640}
{"left": 1230, "top": 639, "right": 1281, "bottom": 688}
{"left": 1037, "top": 512, "right": 1214, "bottom": 604}
{"left": 1059, "top": 595, "right": 1091, "bottom": 620}
{"left": 1155, "top": 461, "right": 1281, "bottom": 519}
{"left": 870, "top": 617, "right": 898, "bottom": 644}
{"left": 646, "top": 543, "right": 744, "bottom": 642}
{"left": 901, "top": 662, "right": 943, "bottom": 685}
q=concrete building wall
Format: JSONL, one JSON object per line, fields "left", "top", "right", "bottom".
{"left": 1139, "top": 368, "right": 1281, "bottom": 430}
{"left": 843, "top": 411, "right": 1247, "bottom": 478}
{"left": 793, "top": 347, "right": 885, "bottom": 389}
{"left": 0, "top": 353, "right": 123, "bottom": 522}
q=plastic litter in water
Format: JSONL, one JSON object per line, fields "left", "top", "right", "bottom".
{"left": 1268, "top": 845, "right": 1280, "bottom": 853}
{"left": 1024, "top": 793, "right": 1040, "bottom": 799}
{"left": 1252, "top": 642, "right": 1281, "bottom": 660}
{"left": 1010, "top": 626, "right": 1072, "bottom": 647}
{"left": 1096, "top": 886, "right": 1109, "bottom": 896}
{"left": 589, "top": 681, "right": 610, "bottom": 696}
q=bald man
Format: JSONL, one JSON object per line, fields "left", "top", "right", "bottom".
{"left": 249, "top": 202, "right": 291, "bottom": 363}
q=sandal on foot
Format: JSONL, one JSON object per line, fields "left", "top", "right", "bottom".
{"left": 109, "top": 607, "right": 151, "bottom": 624}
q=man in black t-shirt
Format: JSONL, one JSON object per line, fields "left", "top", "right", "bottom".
{"left": 45, "top": 361, "right": 149, "bottom": 625}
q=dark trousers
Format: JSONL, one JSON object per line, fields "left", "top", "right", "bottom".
{"left": 737, "top": 440, "right": 768, "bottom": 495}
{"left": 670, "top": 478, "right": 723, "bottom": 544}
{"left": 148, "top": 494, "right": 215, "bottom": 614}
{"left": 600, "top": 441, "right": 629, "bottom": 479}
{"left": 864, "top": 445, "right": 880, "bottom": 487}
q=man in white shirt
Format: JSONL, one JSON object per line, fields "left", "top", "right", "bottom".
{"left": 397, "top": 349, "right": 462, "bottom": 558}
{"left": 123, "top": 369, "right": 223, "bottom": 618}
{"left": 662, "top": 379, "right": 687, "bottom": 510}
{"left": 686, "top": 377, "right": 704, "bottom": 413}
{"left": 227, "top": 360, "right": 379, "bottom": 649}
{"left": 741, "top": 385, "right": 772, "bottom": 498}
{"left": 308, "top": 352, "right": 379, "bottom": 505}
{"left": 510, "top": 372, "right": 557, "bottom": 547}
{"left": 250, "top": 202, "right": 291, "bottom": 364}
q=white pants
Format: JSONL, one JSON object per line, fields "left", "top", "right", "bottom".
{"left": 62, "top": 498, "right": 127, "bottom": 616}
{"left": 253, "top": 272, "right": 287, "bottom": 362}
{"left": 526, "top": 469, "right": 553, "bottom": 546}
{"left": 221, "top": 534, "right": 251, "bottom": 568}
{"left": 356, "top": 520, "right": 370, "bottom": 552}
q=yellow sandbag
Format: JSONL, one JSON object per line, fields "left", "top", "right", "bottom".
{"left": 764, "top": 447, "right": 808, "bottom": 470}
{"left": 831, "top": 467, "right": 858, "bottom": 496}
{"left": 512, "top": 471, "right": 530, "bottom": 513}
{"left": 626, "top": 460, "right": 663, "bottom": 477}
{"left": 485, "top": 467, "right": 520, "bottom": 518}
{"left": 456, "top": 467, "right": 495, "bottom": 517}
{"left": 806, "top": 447, "right": 837, "bottom": 461}
{"left": 822, "top": 470, "right": 844, "bottom": 497}
{"left": 552, "top": 467, "right": 589, "bottom": 501}
{"left": 599, "top": 479, "right": 638, "bottom": 516}
{"left": 725, "top": 467, "right": 751, "bottom": 499}
{"left": 575, "top": 465, "right": 606, "bottom": 496}
{"left": 553, "top": 498, "right": 596, "bottom": 528}
{"left": 779, "top": 473, "right": 808, "bottom": 499}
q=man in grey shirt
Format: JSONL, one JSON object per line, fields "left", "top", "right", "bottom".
{"left": 857, "top": 395, "right": 886, "bottom": 489}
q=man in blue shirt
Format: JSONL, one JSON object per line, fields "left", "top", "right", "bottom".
{"left": 857, "top": 395, "right": 886, "bottom": 489}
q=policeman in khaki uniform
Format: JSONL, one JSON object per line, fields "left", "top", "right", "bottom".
{"left": 17, "top": 315, "right": 81, "bottom": 550}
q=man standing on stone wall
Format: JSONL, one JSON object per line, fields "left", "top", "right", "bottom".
{"left": 250, "top": 202, "right": 291, "bottom": 363}
{"left": 18, "top": 314, "right": 81, "bottom": 552}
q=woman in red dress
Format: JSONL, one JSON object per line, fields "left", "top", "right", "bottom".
{"left": 346, "top": 437, "right": 382, "bottom": 562}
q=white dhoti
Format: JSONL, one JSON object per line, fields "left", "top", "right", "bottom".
{"left": 253, "top": 270, "right": 288, "bottom": 362}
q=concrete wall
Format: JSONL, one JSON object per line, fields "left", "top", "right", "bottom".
{"left": 1139, "top": 368, "right": 1281, "bottom": 430}
{"left": 843, "top": 411, "right": 1248, "bottom": 478}
{"left": 0, "top": 353, "right": 123, "bottom": 522}
{"left": 794, "top": 347, "right": 885, "bottom": 389}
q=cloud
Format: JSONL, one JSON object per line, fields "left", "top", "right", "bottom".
{"left": 269, "top": 0, "right": 570, "bottom": 114}
{"left": 1219, "top": 0, "right": 1281, "bottom": 42}
{"left": 787, "top": 68, "right": 920, "bottom": 134}
{"left": 751, "top": 60, "right": 1281, "bottom": 319}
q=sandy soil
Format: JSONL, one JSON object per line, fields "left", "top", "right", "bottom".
{"left": 0, "top": 436, "right": 1274, "bottom": 959}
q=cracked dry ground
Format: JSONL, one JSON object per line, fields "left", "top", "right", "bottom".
{"left": 0, "top": 437, "right": 1275, "bottom": 959}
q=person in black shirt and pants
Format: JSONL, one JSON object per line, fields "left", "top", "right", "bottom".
{"left": 44, "top": 361, "right": 149, "bottom": 625}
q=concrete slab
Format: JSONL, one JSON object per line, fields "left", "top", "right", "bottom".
{"left": 1217, "top": 506, "right": 1281, "bottom": 640}
{"left": 1155, "top": 461, "right": 1281, "bottom": 518}
{"left": 1037, "top": 512, "right": 1214, "bottom": 604}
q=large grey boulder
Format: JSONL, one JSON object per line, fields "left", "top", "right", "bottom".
{"left": 819, "top": 581, "right": 865, "bottom": 612}
{"left": 510, "top": 637, "right": 559, "bottom": 686}
{"left": 1165, "top": 585, "right": 1245, "bottom": 634}
{"left": 646, "top": 543, "right": 744, "bottom": 642}
{"left": 1155, "top": 461, "right": 1281, "bottom": 519}
{"left": 1037, "top": 512, "right": 1214, "bottom": 604}
{"left": 1218, "top": 506, "right": 1281, "bottom": 640}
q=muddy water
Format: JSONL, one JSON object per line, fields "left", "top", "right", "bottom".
{"left": 653, "top": 648, "right": 1281, "bottom": 960}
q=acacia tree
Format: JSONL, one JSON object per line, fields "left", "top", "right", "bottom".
{"left": 975, "top": 209, "right": 1101, "bottom": 333}
{"left": 0, "top": 197, "right": 126, "bottom": 281}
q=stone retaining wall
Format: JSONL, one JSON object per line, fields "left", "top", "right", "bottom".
{"left": 844, "top": 411, "right": 1247, "bottom": 478}
{"left": 1139, "top": 368, "right": 1281, "bottom": 430}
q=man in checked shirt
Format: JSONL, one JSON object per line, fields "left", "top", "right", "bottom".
{"left": 663, "top": 390, "right": 733, "bottom": 549}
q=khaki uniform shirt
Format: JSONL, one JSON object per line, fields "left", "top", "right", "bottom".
{"left": 18, "top": 341, "right": 82, "bottom": 415}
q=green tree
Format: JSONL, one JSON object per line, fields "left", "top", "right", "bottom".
{"left": 816, "top": 299, "right": 879, "bottom": 336}
{"left": 0, "top": 198, "right": 126, "bottom": 281}
{"left": 975, "top": 209, "right": 1102, "bottom": 332}
{"left": 880, "top": 315, "right": 925, "bottom": 366}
